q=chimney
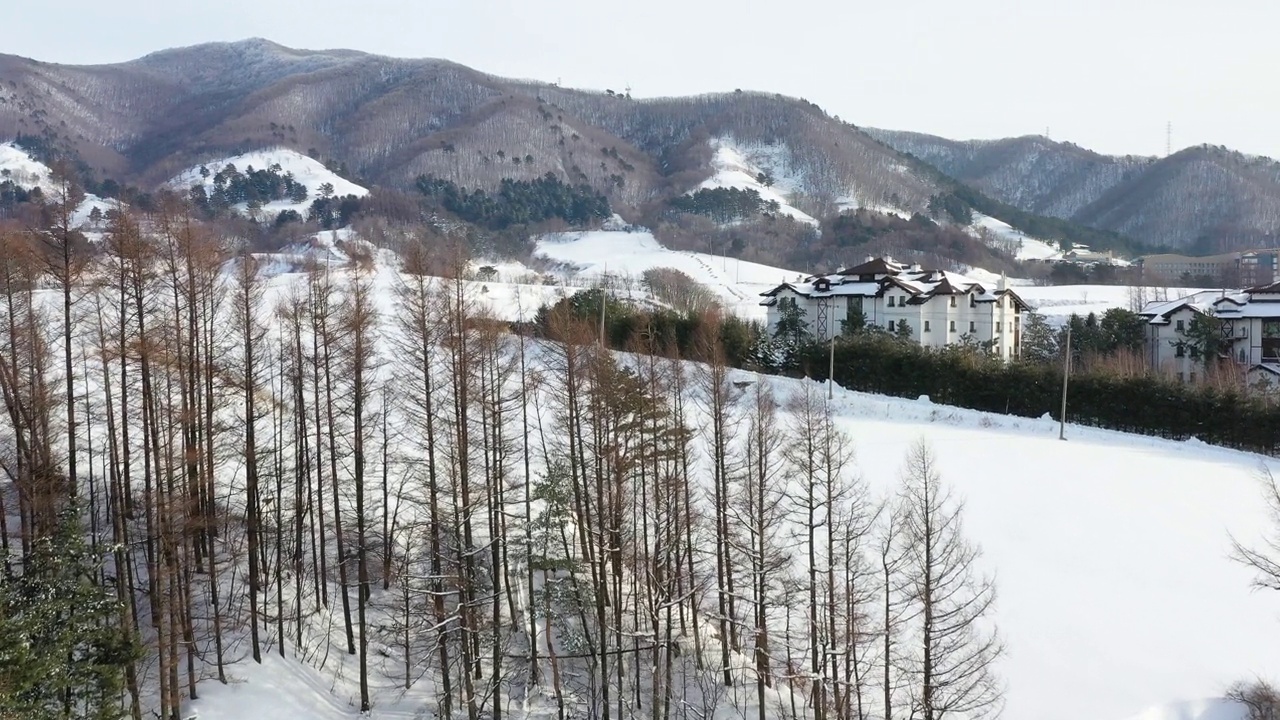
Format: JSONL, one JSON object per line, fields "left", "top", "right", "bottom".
{"left": 998, "top": 271, "right": 1008, "bottom": 291}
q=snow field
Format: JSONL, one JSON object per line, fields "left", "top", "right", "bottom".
{"left": 535, "top": 229, "right": 803, "bottom": 322}
{"left": 24, "top": 247, "right": 1280, "bottom": 720}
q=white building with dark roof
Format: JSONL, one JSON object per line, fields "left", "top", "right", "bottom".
{"left": 1140, "top": 282, "right": 1280, "bottom": 383}
{"left": 759, "top": 257, "right": 1029, "bottom": 360}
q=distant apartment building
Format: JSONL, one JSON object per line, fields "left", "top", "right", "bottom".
{"left": 759, "top": 257, "right": 1029, "bottom": 361}
{"left": 1141, "top": 280, "right": 1280, "bottom": 386}
{"left": 1136, "top": 250, "right": 1280, "bottom": 286}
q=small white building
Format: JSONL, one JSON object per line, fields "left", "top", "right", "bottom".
{"left": 759, "top": 257, "right": 1029, "bottom": 360}
{"left": 1140, "top": 282, "right": 1280, "bottom": 382}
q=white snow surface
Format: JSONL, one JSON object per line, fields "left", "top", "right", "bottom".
{"left": 170, "top": 147, "right": 368, "bottom": 218}
{"left": 179, "top": 332, "right": 1280, "bottom": 719}
{"left": 699, "top": 138, "right": 820, "bottom": 225}
{"left": 1120, "top": 699, "right": 1247, "bottom": 720}
{"left": 0, "top": 143, "right": 117, "bottom": 236}
{"left": 534, "top": 228, "right": 804, "bottom": 321}
{"left": 972, "top": 212, "right": 1065, "bottom": 261}
{"left": 1017, "top": 284, "right": 1220, "bottom": 322}
{"left": 0, "top": 141, "right": 52, "bottom": 189}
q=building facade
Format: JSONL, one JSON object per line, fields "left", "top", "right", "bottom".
{"left": 1136, "top": 250, "right": 1280, "bottom": 287}
{"left": 760, "top": 258, "right": 1029, "bottom": 360}
{"left": 1140, "top": 283, "right": 1280, "bottom": 382}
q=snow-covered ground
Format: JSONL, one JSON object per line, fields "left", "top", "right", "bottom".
{"left": 534, "top": 228, "right": 804, "bottom": 321}
{"left": 0, "top": 141, "right": 52, "bottom": 189}
{"left": 0, "top": 142, "right": 117, "bottom": 239}
{"left": 15, "top": 225, "right": 1276, "bottom": 720}
{"left": 1016, "top": 284, "right": 1221, "bottom": 322}
{"left": 972, "top": 212, "right": 1065, "bottom": 262}
{"left": 178, "top": 356, "right": 1280, "bottom": 720}
{"left": 170, "top": 148, "right": 368, "bottom": 219}
{"left": 698, "top": 138, "right": 820, "bottom": 225}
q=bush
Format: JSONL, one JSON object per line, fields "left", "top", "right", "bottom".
{"left": 1228, "top": 680, "right": 1280, "bottom": 720}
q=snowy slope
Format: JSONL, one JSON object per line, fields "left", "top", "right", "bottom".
{"left": 0, "top": 141, "right": 51, "bottom": 189}
{"left": 170, "top": 148, "right": 368, "bottom": 218}
{"left": 1017, "top": 283, "right": 1221, "bottom": 322}
{"left": 0, "top": 142, "right": 119, "bottom": 238}
{"left": 973, "top": 212, "right": 1064, "bottom": 261}
{"left": 534, "top": 228, "right": 805, "bottom": 321}
{"left": 24, "top": 239, "right": 1279, "bottom": 720}
{"left": 176, "top": 354, "right": 1278, "bottom": 720}
{"left": 699, "top": 138, "right": 820, "bottom": 225}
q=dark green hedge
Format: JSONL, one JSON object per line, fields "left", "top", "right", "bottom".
{"left": 800, "top": 336, "right": 1280, "bottom": 455}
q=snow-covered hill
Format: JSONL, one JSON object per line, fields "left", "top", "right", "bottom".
{"left": 0, "top": 141, "right": 52, "bottom": 189}
{"left": 175, "top": 331, "right": 1279, "bottom": 720}
{"left": 169, "top": 148, "right": 368, "bottom": 219}
{"left": 972, "top": 212, "right": 1064, "bottom": 261}
{"left": 0, "top": 142, "right": 119, "bottom": 239}
{"left": 534, "top": 227, "right": 804, "bottom": 321}
{"left": 698, "top": 138, "right": 821, "bottom": 225}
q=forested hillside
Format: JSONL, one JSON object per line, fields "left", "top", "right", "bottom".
{"left": 871, "top": 129, "right": 1280, "bottom": 252}
{"left": 0, "top": 210, "right": 1007, "bottom": 720}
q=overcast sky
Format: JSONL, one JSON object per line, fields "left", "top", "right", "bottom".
{"left": 9, "top": 0, "right": 1278, "bottom": 159}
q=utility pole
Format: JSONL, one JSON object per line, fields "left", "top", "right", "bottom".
{"left": 1059, "top": 324, "right": 1072, "bottom": 440}
{"left": 828, "top": 330, "right": 835, "bottom": 400}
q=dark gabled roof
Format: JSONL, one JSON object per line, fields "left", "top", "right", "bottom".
{"left": 836, "top": 258, "right": 904, "bottom": 276}
{"left": 878, "top": 276, "right": 923, "bottom": 296}
{"left": 999, "top": 289, "right": 1032, "bottom": 312}
{"left": 1248, "top": 281, "right": 1280, "bottom": 294}
{"left": 930, "top": 277, "right": 965, "bottom": 295}
{"left": 1249, "top": 363, "right": 1280, "bottom": 377}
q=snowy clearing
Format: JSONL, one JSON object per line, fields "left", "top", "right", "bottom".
{"left": 971, "top": 212, "right": 1064, "bottom": 262}
{"left": 534, "top": 228, "right": 804, "bottom": 321}
{"left": 0, "top": 141, "right": 52, "bottom": 189}
{"left": 699, "top": 138, "right": 820, "bottom": 225}
{"left": 169, "top": 147, "right": 368, "bottom": 218}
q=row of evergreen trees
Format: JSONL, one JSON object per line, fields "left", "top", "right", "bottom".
{"left": 795, "top": 331, "right": 1280, "bottom": 454}
{"left": 415, "top": 172, "right": 611, "bottom": 229}
{"left": 188, "top": 163, "right": 309, "bottom": 213}
{"left": 668, "top": 187, "right": 782, "bottom": 222}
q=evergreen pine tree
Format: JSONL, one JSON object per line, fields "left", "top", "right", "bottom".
{"left": 0, "top": 508, "right": 138, "bottom": 720}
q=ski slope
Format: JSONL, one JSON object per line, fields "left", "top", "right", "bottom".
{"left": 698, "top": 138, "right": 820, "bottom": 225}
{"left": 170, "top": 148, "right": 368, "bottom": 219}
{"left": 534, "top": 228, "right": 805, "bottom": 321}
{"left": 972, "top": 212, "right": 1064, "bottom": 261}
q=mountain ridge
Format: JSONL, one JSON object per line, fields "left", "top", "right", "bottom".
{"left": 868, "top": 128, "right": 1280, "bottom": 251}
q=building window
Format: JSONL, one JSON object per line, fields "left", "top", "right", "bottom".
{"left": 924, "top": 320, "right": 931, "bottom": 332}
{"left": 968, "top": 321, "right": 976, "bottom": 332}
{"left": 1176, "top": 319, "right": 1185, "bottom": 332}
{"left": 887, "top": 296, "right": 894, "bottom": 307}
{"left": 949, "top": 320, "right": 956, "bottom": 332}
{"left": 1175, "top": 344, "right": 1185, "bottom": 358}
{"left": 1007, "top": 322, "right": 1012, "bottom": 332}
{"left": 887, "top": 321, "right": 893, "bottom": 330}
{"left": 950, "top": 296, "right": 957, "bottom": 308}
{"left": 969, "top": 294, "right": 976, "bottom": 307}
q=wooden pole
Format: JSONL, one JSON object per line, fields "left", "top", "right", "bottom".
{"left": 1059, "top": 324, "right": 1072, "bottom": 441}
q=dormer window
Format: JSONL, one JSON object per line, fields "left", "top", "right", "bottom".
{"left": 814, "top": 278, "right": 831, "bottom": 292}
